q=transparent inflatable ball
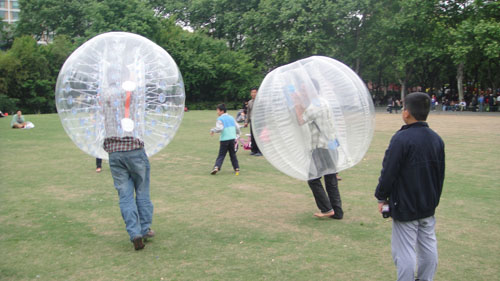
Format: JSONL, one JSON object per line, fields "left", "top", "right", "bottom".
{"left": 55, "top": 32, "right": 185, "bottom": 160}
{"left": 252, "top": 56, "right": 375, "bottom": 181}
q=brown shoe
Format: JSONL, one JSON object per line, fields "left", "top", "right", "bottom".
{"left": 313, "top": 210, "right": 335, "bottom": 218}
{"left": 211, "top": 167, "right": 219, "bottom": 175}
{"left": 133, "top": 237, "right": 145, "bottom": 250}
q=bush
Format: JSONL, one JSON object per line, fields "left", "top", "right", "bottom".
{"left": 186, "top": 101, "right": 244, "bottom": 110}
{"left": 0, "top": 94, "right": 18, "bottom": 113}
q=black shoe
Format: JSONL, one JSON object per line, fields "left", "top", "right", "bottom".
{"left": 253, "top": 152, "right": 263, "bottom": 156}
{"left": 133, "top": 237, "right": 145, "bottom": 250}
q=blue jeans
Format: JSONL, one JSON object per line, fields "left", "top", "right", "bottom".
{"left": 109, "top": 148, "right": 153, "bottom": 240}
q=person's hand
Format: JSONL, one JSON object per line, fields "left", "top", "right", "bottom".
{"left": 378, "top": 202, "right": 384, "bottom": 213}
{"left": 210, "top": 131, "right": 214, "bottom": 136}
{"left": 244, "top": 123, "right": 248, "bottom": 128}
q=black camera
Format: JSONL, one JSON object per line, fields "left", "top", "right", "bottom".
{"left": 382, "top": 203, "right": 390, "bottom": 218}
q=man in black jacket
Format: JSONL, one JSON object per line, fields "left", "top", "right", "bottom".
{"left": 375, "top": 92, "right": 445, "bottom": 281}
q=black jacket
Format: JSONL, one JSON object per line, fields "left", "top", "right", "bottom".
{"left": 375, "top": 122, "right": 445, "bottom": 221}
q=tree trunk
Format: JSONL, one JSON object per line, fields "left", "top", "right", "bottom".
{"left": 399, "top": 79, "right": 406, "bottom": 101}
{"left": 355, "top": 58, "right": 360, "bottom": 74}
{"left": 456, "top": 62, "right": 464, "bottom": 101}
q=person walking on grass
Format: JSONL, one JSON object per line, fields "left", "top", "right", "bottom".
{"left": 103, "top": 89, "right": 155, "bottom": 251}
{"left": 375, "top": 92, "right": 445, "bottom": 281}
{"left": 96, "top": 158, "right": 103, "bottom": 173}
{"left": 291, "top": 81, "right": 343, "bottom": 220}
{"left": 245, "top": 87, "right": 262, "bottom": 156}
{"left": 210, "top": 104, "right": 240, "bottom": 175}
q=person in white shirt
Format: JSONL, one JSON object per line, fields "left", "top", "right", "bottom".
{"left": 459, "top": 99, "right": 467, "bottom": 111}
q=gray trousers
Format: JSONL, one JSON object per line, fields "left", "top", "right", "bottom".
{"left": 392, "top": 216, "right": 438, "bottom": 281}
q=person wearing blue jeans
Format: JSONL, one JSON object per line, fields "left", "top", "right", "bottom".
{"left": 102, "top": 87, "right": 155, "bottom": 250}
{"left": 108, "top": 147, "right": 153, "bottom": 244}
{"left": 105, "top": 139, "right": 155, "bottom": 250}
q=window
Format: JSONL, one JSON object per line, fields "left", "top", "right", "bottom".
{"left": 0, "top": 2, "right": 5, "bottom": 8}
{"left": 12, "top": 1, "right": 19, "bottom": 9}
{"left": 11, "top": 11, "right": 18, "bottom": 20}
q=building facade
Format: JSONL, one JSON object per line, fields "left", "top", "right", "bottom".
{"left": 1, "top": 0, "right": 20, "bottom": 24}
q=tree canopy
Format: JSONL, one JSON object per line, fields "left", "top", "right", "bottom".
{"left": 0, "top": 0, "right": 499, "bottom": 113}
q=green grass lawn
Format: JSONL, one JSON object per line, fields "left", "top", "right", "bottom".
{"left": 0, "top": 111, "right": 499, "bottom": 281}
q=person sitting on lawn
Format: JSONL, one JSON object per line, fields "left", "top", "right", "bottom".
{"left": 11, "top": 111, "right": 27, "bottom": 128}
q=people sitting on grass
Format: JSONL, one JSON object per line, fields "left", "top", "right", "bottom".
{"left": 11, "top": 111, "right": 27, "bottom": 128}
{"left": 459, "top": 99, "right": 467, "bottom": 111}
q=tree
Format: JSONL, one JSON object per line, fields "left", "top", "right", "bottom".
{"left": 17, "top": 0, "right": 91, "bottom": 41}
{"left": 152, "top": 0, "right": 260, "bottom": 50}
{"left": 5, "top": 0, "right": 499, "bottom": 111}
{"left": 0, "top": 36, "right": 53, "bottom": 113}
{"left": 444, "top": 0, "right": 500, "bottom": 101}
{"left": 0, "top": 21, "right": 15, "bottom": 50}
{"left": 83, "top": 0, "right": 161, "bottom": 41}
{"left": 0, "top": 50, "right": 21, "bottom": 113}
{"left": 473, "top": 1, "right": 500, "bottom": 90}
{"left": 242, "top": 0, "right": 366, "bottom": 69}
{"left": 155, "top": 19, "right": 263, "bottom": 106}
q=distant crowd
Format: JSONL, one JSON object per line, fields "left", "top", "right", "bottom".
{"left": 373, "top": 89, "right": 500, "bottom": 113}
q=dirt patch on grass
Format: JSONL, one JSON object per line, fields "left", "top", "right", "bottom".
{"left": 43, "top": 184, "right": 97, "bottom": 201}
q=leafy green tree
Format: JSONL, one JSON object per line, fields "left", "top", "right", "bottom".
{"left": 5, "top": 0, "right": 499, "bottom": 111}
{"left": 0, "top": 21, "right": 15, "bottom": 50}
{"left": 444, "top": 0, "right": 500, "bottom": 100}
{"left": 155, "top": 19, "right": 263, "bottom": 107}
{"left": 17, "top": 0, "right": 161, "bottom": 43}
{"left": 0, "top": 35, "right": 75, "bottom": 113}
{"left": 473, "top": 1, "right": 500, "bottom": 91}
{"left": 367, "top": 0, "right": 447, "bottom": 99}
{"left": 153, "top": 0, "right": 260, "bottom": 50}
{"left": 83, "top": 0, "right": 161, "bottom": 41}
{"left": 16, "top": 0, "right": 91, "bottom": 41}
{"left": 0, "top": 36, "right": 52, "bottom": 113}
{"left": 0, "top": 51, "right": 21, "bottom": 113}
{"left": 241, "top": 0, "right": 357, "bottom": 68}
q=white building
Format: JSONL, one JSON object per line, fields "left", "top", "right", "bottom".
{"left": 0, "top": 0, "right": 20, "bottom": 24}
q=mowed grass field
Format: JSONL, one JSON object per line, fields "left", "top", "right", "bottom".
{"left": 0, "top": 110, "right": 499, "bottom": 281}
